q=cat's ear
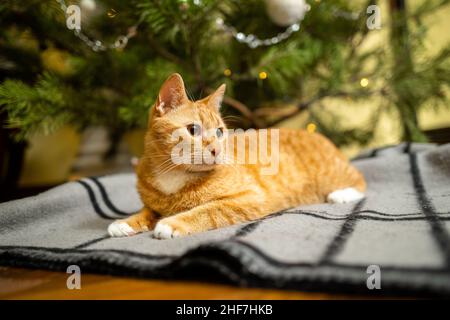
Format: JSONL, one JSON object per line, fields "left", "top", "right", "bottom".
{"left": 204, "top": 84, "right": 226, "bottom": 111}
{"left": 155, "top": 73, "right": 189, "bottom": 116}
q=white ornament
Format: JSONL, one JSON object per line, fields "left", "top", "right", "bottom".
{"left": 80, "top": 0, "right": 96, "bottom": 11}
{"left": 265, "top": 0, "right": 309, "bottom": 27}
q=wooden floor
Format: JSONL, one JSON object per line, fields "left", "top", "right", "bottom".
{"left": 0, "top": 266, "right": 368, "bottom": 300}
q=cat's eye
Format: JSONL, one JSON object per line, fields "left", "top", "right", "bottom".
{"left": 187, "top": 124, "right": 201, "bottom": 136}
{"left": 216, "top": 127, "right": 224, "bottom": 138}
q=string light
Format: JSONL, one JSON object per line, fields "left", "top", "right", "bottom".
{"left": 215, "top": 3, "right": 360, "bottom": 49}
{"left": 259, "top": 71, "right": 268, "bottom": 80}
{"left": 306, "top": 123, "right": 317, "bottom": 133}
{"left": 56, "top": 0, "right": 363, "bottom": 52}
{"left": 223, "top": 69, "right": 232, "bottom": 77}
{"left": 216, "top": 17, "right": 302, "bottom": 49}
{"left": 56, "top": 0, "right": 138, "bottom": 52}
{"left": 360, "top": 78, "right": 369, "bottom": 87}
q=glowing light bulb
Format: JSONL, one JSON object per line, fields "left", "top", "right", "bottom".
{"left": 306, "top": 123, "right": 317, "bottom": 133}
{"left": 259, "top": 71, "right": 268, "bottom": 80}
{"left": 360, "top": 78, "right": 369, "bottom": 87}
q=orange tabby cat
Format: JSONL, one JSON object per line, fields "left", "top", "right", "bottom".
{"left": 108, "top": 73, "right": 366, "bottom": 239}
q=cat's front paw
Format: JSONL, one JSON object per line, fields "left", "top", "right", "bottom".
{"left": 108, "top": 221, "right": 137, "bottom": 237}
{"left": 153, "top": 219, "right": 186, "bottom": 239}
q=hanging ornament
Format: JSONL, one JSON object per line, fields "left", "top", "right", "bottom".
{"left": 265, "top": 0, "right": 310, "bottom": 27}
{"left": 80, "top": 0, "right": 97, "bottom": 12}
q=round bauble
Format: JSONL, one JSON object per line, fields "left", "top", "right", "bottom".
{"left": 265, "top": 0, "right": 309, "bottom": 27}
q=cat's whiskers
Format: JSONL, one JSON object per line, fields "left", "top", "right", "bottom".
{"left": 153, "top": 158, "right": 176, "bottom": 173}
{"left": 148, "top": 153, "right": 171, "bottom": 158}
{"left": 153, "top": 158, "right": 177, "bottom": 173}
{"left": 157, "top": 163, "right": 181, "bottom": 176}
{"left": 185, "top": 86, "right": 196, "bottom": 102}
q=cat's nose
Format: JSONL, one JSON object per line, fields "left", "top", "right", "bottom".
{"left": 210, "top": 148, "right": 220, "bottom": 157}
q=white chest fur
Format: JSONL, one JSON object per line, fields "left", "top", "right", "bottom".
{"left": 152, "top": 170, "right": 193, "bottom": 195}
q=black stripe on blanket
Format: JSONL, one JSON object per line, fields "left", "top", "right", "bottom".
{"left": 232, "top": 211, "right": 286, "bottom": 238}
{"left": 73, "top": 235, "right": 111, "bottom": 249}
{"left": 352, "top": 144, "right": 399, "bottom": 161}
{"left": 0, "top": 241, "right": 448, "bottom": 297}
{"left": 285, "top": 210, "right": 450, "bottom": 221}
{"left": 233, "top": 208, "right": 450, "bottom": 240}
{"left": 409, "top": 152, "right": 450, "bottom": 268}
{"left": 76, "top": 180, "right": 114, "bottom": 220}
{"left": 319, "top": 199, "right": 366, "bottom": 264}
{"left": 89, "top": 177, "right": 132, "bottom": 216}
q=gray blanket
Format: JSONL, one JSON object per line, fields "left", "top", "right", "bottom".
{"left": 1, "top": 143, "right": 450, "bottom": 296}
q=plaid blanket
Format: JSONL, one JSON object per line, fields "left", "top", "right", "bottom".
{"left": 1, "top": 143, "right": 449, "bottom": 296}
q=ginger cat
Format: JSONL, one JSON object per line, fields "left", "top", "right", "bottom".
{"left": 108, "top": 73, "right": 366, "bottom": 239}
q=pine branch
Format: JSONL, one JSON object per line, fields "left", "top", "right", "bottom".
{"left": 266, "top": 89, "right": 386, "bottom": 127}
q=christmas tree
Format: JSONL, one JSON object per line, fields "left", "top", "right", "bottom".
{"left": 0, "top": 0, "right": 449, "bottom": 147}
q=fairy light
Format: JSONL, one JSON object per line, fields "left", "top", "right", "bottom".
{"left": 306, "top": 123, "right": 317, "bottom": 133}
{"left": 56, "top": 0, "right": 138, "bottom": 52}
{"left": 215, "top": 5, "right": 360, "bottom": 49}
{"left": 224, "top": 68, "right": 232, "bottom": 77}
{"left": 259, "top": 71, "right": 268, "bottom": 80}
{"left": 360, "top": 78, "right": 369, "bottom": 87}
{"left": 56, "top": 0, "right": 362, "bottom": 52}
{"left": 216, "top": 17, "right": 302, "bottom": 49}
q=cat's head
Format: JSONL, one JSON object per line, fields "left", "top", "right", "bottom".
{"left": 147, "top": 73, "right": 227, "bottom": 173}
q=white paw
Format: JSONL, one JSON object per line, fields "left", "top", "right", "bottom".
{"left": 153, "top": 221, "right": 180, "bottom": 239}
{"left": 327, "top": 188, "right": 365, "bottom": 204}
{"left": 107, "top": 221, "right": 136, "bottom": 237}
